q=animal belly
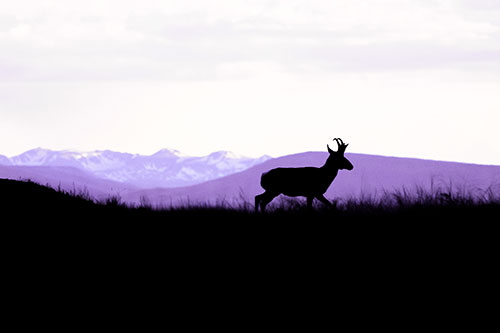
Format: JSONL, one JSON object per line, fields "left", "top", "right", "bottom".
{"left": 281, "top": 184, "right": 316, "bottom": 197}
{"left": 261, "top": 167, "right": 329, "bottom": 196}
{"left": 281, "top": 190, "right": 301, "bottom": 197}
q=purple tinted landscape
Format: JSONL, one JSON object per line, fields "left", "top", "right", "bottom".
{"left": 1, "top": 148, "right": 499, "bottom": 207}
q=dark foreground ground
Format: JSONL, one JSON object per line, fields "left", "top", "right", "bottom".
{"left": 3, "top": 177, "right": 498, "bottom": 264}
{"left": 2, "top": 178, "right": 499, "bottom": 322}
{"left": 2, "top": 178, "right": 499, "bottom": 241}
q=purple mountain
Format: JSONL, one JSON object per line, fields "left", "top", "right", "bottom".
{"left": 2, "top": 148, "right": 271, "bottom": 188}
{"left": 0, "top": 155, "right": 10, "bottom": 165}
{"left": 1, "top": 150, "right": 499, "bottom": 207}
{"left": 122, "top": 152, "right": 500, "bottom": 206}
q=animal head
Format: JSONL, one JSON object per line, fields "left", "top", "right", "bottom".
{"left": 326, "top": 138, "right": 354, "bottom": 171}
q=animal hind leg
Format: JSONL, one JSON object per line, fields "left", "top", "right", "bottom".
{"left": 316, "top": 194, "right": 333, "bottom": 208}
{"left": 255, "top": 193, "right": 264, "bottom": 212}
{"left": 259, "top": 191, "right": 279, "bottom": 212}
{"left": 307, "top": 196, "right": 314, "bottom": 210}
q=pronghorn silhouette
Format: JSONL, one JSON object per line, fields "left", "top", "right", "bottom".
{"left": 255, "top": 138, "right": 353, "bottom": 212}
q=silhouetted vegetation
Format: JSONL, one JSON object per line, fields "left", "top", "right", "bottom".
{"left": 2, "top": 178, "right": 499, "bottom": 223}
{"left": 4, "top": 176, "right": 499, "bottom": 283}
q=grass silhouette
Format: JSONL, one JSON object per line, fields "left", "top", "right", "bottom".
{"left": 2, "top": 178, "right": 499, "bottom": 222}
{"left": 4, "top": 177, "right": 498, "bottom": 295}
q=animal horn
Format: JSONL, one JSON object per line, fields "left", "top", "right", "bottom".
{"left": 334, "top": 138, "right": 348, "bottom": 153}
{"left": 333, "top": 138, "right": 341, "bottom": 149}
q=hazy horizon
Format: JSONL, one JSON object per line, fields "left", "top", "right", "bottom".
{"left": 3, "top": 145, "right": 500, "bottom": 167}
{"left": 1, "top": 0, "right": 499, "bottom": 164}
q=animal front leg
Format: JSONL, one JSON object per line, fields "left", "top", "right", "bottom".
{"left": 258, "top": 191, "right": 279, "bottom": 212}
{"left": 316, "top": 195, "right": 333, "bottom": 208}
{"left": 307, "top": 196, "right": 314, "bottom": 210}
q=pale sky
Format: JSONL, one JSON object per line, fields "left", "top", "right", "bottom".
{"left": 1, "top": 0, "right": 499, "bottom": 164}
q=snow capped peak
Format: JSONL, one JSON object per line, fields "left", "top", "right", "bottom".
{"left": 11, "top": 147, "right": 55, "bottom": 165}
{"left": 73, "top": 151, "right": 101, "bottom": 159}
{"left": 152, "top": 148, "right": 184, "bottom": 158}
{"left": 2, "top": 147, "right": 272, "bottom": 188}
{"left": 207, "top": 150, "right": 246, "bottom": 161}
{"left": 256, "top": 154, "right": 273, "bottom": 163}
{"left": 21, "top": 147, "right": 52, "bottom": 155}
{"left": 0, "top": 154, "right": 11, "bottom": 165}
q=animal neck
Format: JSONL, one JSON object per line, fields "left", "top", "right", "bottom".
{"left": 319, "top": 163, "right": 339, "bottom": 183}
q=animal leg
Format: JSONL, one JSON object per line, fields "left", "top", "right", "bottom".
{"left": 316, "top": 195, "right": 333, "bottom": 208}
{"left": 307, "top": 196, "right": 314, "bottom": 210}
{"left": 255, "top": 193, "right": 264, "bottom": 212}
{"left": 259, "top": 191, "right": 279, "bottom": 212}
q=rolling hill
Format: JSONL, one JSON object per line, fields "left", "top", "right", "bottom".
{"left": 122, "top": 152, "right": 500, "bottom": 206}
{"left": 0, "top": 165, "right": 137, "bottom": 201}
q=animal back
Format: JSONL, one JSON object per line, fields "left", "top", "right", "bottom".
{"left": 260, "top": 167, "right": 332, "bottom": 196}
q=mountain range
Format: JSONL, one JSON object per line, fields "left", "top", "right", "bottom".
{"left": 1, "top": 149, "right": 499, "bottom": 207}
{"left": 0, "top": 148, "right": 271, "bottom": 188}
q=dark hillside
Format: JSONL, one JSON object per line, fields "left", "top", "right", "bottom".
{"left": 0, "top": 178, "right": 98, "bottom": 219}
{"left": 2, "top": 178, "right": 498, "bottom": 284}
{"left": 2, "top": 178, "right": 499, "bottom": 226}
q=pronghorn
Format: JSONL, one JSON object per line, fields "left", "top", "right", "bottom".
{"left": 255, "top": 138, "right": 353, "bottom": 212}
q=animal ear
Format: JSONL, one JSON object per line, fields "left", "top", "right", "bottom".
{"left": 327, "top": 144, "right": 334, "bottom": 154}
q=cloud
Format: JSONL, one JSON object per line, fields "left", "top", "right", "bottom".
{"left": 0, "top": 0, "right": 499, "bottom": 82}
